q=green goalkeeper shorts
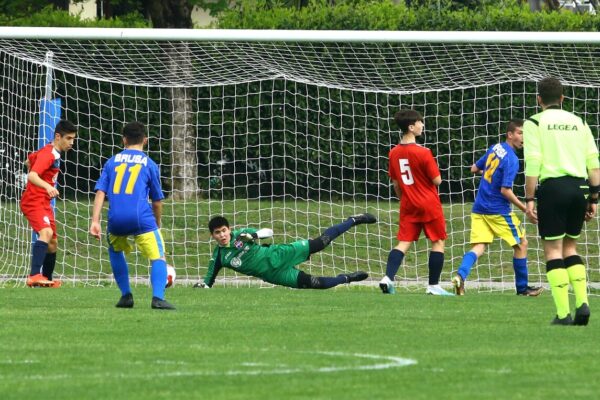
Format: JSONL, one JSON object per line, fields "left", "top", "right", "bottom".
{"left": 259, "top": 240, "right": 310, "bottom": 288}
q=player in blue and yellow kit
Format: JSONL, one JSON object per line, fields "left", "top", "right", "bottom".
{"left": 452, "top": 120, "right": 542, "bottom": 296}
{"left": 89, "top": 121, "right": 174, "bottom": 310}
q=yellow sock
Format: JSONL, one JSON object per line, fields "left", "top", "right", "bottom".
{"left": 547, "top": 268, "right": 570, "bottom": 319}
{"left": 567, "top": 264, "right": 588, "bottom": 308}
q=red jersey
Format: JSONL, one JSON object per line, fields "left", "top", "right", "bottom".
{"left": 388, "top": 143, "right": 443, "bottom": 222}
{"left": 21, "top": 144, "right": 61, "bottom": 207}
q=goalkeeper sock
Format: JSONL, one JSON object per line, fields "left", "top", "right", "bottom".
{"left": 29, "top": 240, "right": 48, "bottom": 276}
{"left": 565, "top": 255, "right": 588, "bottom": 308}
{"left": 42, "top": 252, "right": 57, "bottom": 280}
{"left": 322, "top": 219, "right": 355, "bottom": 243}
{"left": 385, "top": 249, "right": 404, "bottom": 281}
{"left": 546, "top": 259, "right": 570, "bottom": 319}
{"left": 513, "top": 257, "right": 528, "bottom": 294}
{"left": 314, "top": 275, "right": 347, "bottom": 289}
{"left": 428, "top": 251, "right": 444, "bottom": 285}
{"left": 109, "top": 247, "right": 131, "bottom": 296}
{"left": 457, "top": 251, "right": 478, "bottom": 281}
{"left": 150, "top": 259, "right": 168, "bottom": 300}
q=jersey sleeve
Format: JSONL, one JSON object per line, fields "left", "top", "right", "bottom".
{"left": 501, "top": 155, "right": 519, "bottom": 188}
{"left": 94, "top": 159, "right": 111, "bottom": 193}
{"left": 523, "top": 118, "right": 542, "bottom": 177}
{"left": 30, "top": 150, "right": 54, "bottom": 175}
{"left": 388, "top": 148, "right": 399, "bottom": 181}
{"left": 148, "top": 161, "right": 165, "bottom": 201}
{"left": 203, "top": 247, "right": 222, "bottom": 288}
{"left": 424, "top": 149, "right": 441, "bottom": 180}
{"left": 584, "top": 123, "right": 600, "bottom": 170}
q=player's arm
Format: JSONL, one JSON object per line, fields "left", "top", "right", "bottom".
{"left": 152, "top": 200, "right": 162, "bottom": 228}
{"left": 89, "top": 190, "right": 106, "bottom": 239}
{"left": 27, "top": 170, "right": 59, "bottom": 198}
{"left": 202, "top": 248, "right": 222, "bottom": 288}
{"left": 471, "top": 164, "right": 482, "bottom": 174}
{"left": 391, "top": 179, "right": 402, "bottom": 200}
{"left": 523, "top": 118, "right": 541, "bottom": 224}
{"left": 431, "top": 175, "right": 442, "bottom": 186}
{"left": 236, "top": 227, "right": 273, "bottom": 242}
{"left": 500, "top": 187, "right": 527, "bottom": 213}
{"left": 585, "top": 124, "right": 600, "bottom": 220}
{"left": 24, "top": 159, "right": 31, "bottom": 171}
{"left": 425, "top": 149, "right": 442, "bottom": 186}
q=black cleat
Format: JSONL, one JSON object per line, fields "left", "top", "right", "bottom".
{"left": 151, "top": 296, "right": 176, "bottom": 310}
{"left": 344, "top": 271, "right": 369, "bottom": 283}
{"left": 350, "top": 213, "right": 377, "bottom": 226}
{"left": 116, "top": 293, "right": 134, "bottom": 308}
{"left": 517, "top": 286, "right": 544, "bottom": 297}
{"left": 574, "top": 303, "right": 590, "bottom": 326}
{"left": 551, "top": 314, "right": 573, "bottom": 326}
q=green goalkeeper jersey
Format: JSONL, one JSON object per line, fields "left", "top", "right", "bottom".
{"left": 523, "top": 106, "right": 599, "bottom": 182}
{"left": 203, "top": 228, "right": 310, "bottom": 288}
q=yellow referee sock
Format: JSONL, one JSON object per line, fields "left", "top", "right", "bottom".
{"left": 566, "top": 262, "right": 588, "bottom": 308}
{"left": 547, "top": 266, "right": 570, "bottom": 319}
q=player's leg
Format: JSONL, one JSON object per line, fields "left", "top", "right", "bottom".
{"left": 307, "top": 213, "right": 377, "bottom": 255}
{"left": 563, "top": 187, "right": 590, "bottom": 325}
{"left": 296, "top": 270, "right": 367, "bottom": 289}
{"left": 108, "top": 234, "right": 134, "bottom": 308}
{"left": 26, "top": 227, "right": 54, "bottom": 287}
{"left": 538, "top": 178, "right": 572, "bottom": 324}
{"left": 423, "top": 217, "right": 453, "bottom": 296}
{"left": 135, "top": 230, "right": 175, "bottom": 310}
{"left": 454, "top": 243, "right": 486, "bottom": 295}
{"left": 42, "top": 237, "right": 61, "bottom": 288}
{"left": 379, "top": 216, "right": 418, "bottom": 294}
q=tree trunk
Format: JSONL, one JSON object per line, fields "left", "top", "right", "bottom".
{"left": 144, "top": 0, "right": 198, "bottom": 200}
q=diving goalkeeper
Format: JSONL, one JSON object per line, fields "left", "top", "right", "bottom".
{"left": 194, "top": 214, "right": 376, "bottom": 289}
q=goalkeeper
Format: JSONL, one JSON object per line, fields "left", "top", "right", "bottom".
{"left": 195, "top": 214, "right": 376, "bottom": 289}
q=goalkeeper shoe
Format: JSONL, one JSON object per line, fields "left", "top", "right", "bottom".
{"left": 49, "top": 279, "right": 62, "bottom": 289}
{"left": 344, "top": 271, "right": 368, "bottom": 283}
{"left": 573, "top": 303, "right": 590, "bottom": 326}
{"left": 516, "top": 286, "right": 544, "bottom": 297}
{"left": 26, "top": 273, "right": 53, "bottom": 288}
{"left": 426, "top": 285, "right": 455, "bottom": 296}
{"left": 451, "top": 275, "right": 465, "bottom": 296}
{"left": 551, "top": 314, "right": 573, "bottom": 326}
{"left": 115, "top": 293, "right": 134, "bottom": 308}
{"left": 350, "top": 213, "right": 377, "bottom": 226}
{"left": 151, "top": 297, "right": 176, "bottom": 310}
{"left": 379, "top": 276, "right": 396, "bottom": 294}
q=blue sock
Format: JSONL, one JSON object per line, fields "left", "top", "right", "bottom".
{"left": 30, "top": 240, "right": 48, "bottom": 275}
{"left": 385, "top": 249, "right": 405, "bottom": 281}
{"left": 458, "top": 251, "right": 478, "bottom": 281}
{"left": 322, "top": 218, "right": 355, "bottom": 242}
{"left": 513, "top": 257, "right": 528, "bottom": 293}
{"left": 109, "top": 247, "right": 131, "bottom": 296}
{"left": 428, "top": 251, "right": 444, "bottom": 285}
{"left": 150, "top": 259, "right": 168, "bottom": 300}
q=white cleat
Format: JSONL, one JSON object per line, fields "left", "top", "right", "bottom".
{"left": 426, "top": 284, "right": 455, "bottom": 296}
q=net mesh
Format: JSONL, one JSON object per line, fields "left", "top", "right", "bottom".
{"left": 1, "top": 36, "right": 599, "bottom": 291}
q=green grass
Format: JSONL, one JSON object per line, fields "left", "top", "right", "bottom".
{"left": 1, "top": 287, "right": 599, "bottom": 400}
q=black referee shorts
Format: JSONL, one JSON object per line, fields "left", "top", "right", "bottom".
{"left": 537, "top": 176, "right": 588, "bottom": 240}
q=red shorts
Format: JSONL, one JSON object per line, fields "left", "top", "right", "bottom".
{"left": 397, "top": 216, "right": 447, "bottom": 242}
{"left": 20, "top": 202, "right": 57, "bottom": 239}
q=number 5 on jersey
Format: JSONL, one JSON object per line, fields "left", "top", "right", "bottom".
{"left": 113, "top": 163, "right": 142, "bottom": 194}
{"left": 399, "top": 159, "right": 414, "bottom": 185}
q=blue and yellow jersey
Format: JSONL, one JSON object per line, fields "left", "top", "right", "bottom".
{"left": 472, "top": 142, "right": 519, "bottom": 215}
{"left": 94, "top": 149, "right": 164, "bottom": 236}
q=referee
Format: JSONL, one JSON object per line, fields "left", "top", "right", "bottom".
{"left": 523, "top": 77, "right": 600, "bottom": 326}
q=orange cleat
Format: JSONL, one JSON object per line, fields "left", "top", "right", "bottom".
{"left": 26, "top": 273, "right": 54, "bottom": 288}
{"left": 49, "top": 279, "right": 62, "bottom": 288}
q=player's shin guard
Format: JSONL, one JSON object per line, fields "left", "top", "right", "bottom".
{"left": 428, "top": 251, "right": 444, "bottom": 285}
{"left": 42, "top": 252, "right": 57, "bottom": 281}
{"left": 150, "top": 259, "right": 168, "bottom": 300}
{"left": 385, "top": 249, "right": 404, "bottom": 281}
{"left": 108, "top": 247, "right": 131, "bottom": 296}
{"left": 546, "top": 259, "right": 570, "bottom": 319}
{"left": 30, "top": 240, "right": 48, "bottom": 276}
{"left": 457, "top": 251, "right": 478, "bottom": 281}
{"left": 565, "top": 255, "right": 588, "bottom": 308}
{"left": 513, "top": 257, "right": 528, "bottom": 294}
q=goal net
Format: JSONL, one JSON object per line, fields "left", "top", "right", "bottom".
{"left": 1, "top": 28, "right": 599, "bottom": 292}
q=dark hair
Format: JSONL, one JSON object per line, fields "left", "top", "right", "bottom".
{"left": 394, "top": 109, "right": 423, "bottom": 133}
{"left": 208, "top": 216, "right": 229, "bottom": 233}
{"left": 506, "top": 119, "right": 524, "bottom": 133}
{"left": 538, "top": 77, "right": 563, "bottom": 105}
{"left": 122, "top": 121, "right": 146, "bottom": 145}
{"left": 54, "top": 120, "right": 77, "bottom": 136}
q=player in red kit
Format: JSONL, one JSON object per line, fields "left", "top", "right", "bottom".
{"left": 20, "top": 120, "right": 77, "bottom": 287}
{"left": 379, "top": 109, "right": 453, "bottom": 295}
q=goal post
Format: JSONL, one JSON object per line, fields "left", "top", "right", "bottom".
{"left": 1, "top": 27, "right": 600, "bottom": 292}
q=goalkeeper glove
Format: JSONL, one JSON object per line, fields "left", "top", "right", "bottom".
{"left": 193, "top": 281, "right": 210, "bottom": 289}
{"left": 236, "top": 232, "right": 258, "bottom": 242}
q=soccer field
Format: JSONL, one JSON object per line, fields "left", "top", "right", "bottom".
{"left": 1, "top": 287, "right": 598, "bottom": 400}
